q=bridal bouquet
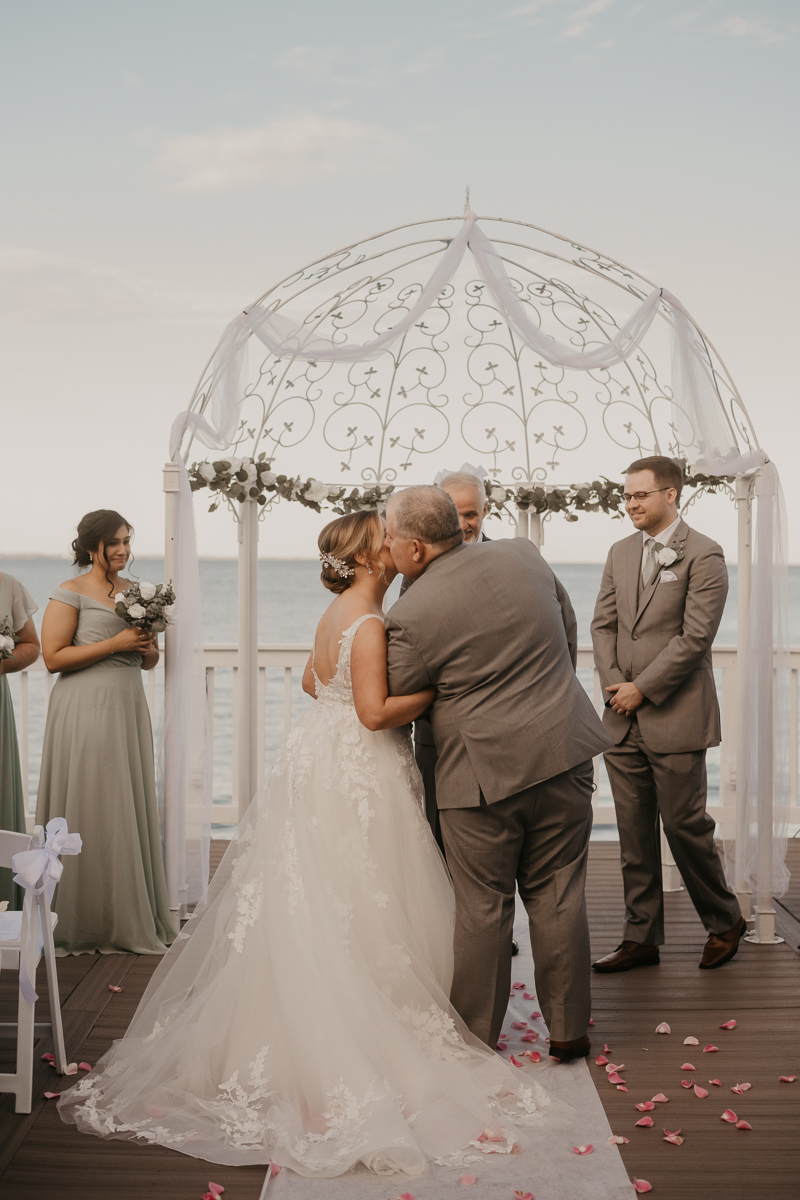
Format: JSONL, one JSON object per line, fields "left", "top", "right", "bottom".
{"left": 0, "top": 619, "right": 15, "bottom": 660}
{"left": 114, "top": 582, "right": 176, "bottom": 634}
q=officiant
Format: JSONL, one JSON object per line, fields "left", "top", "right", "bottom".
{"left": 400, "top": 469, "right": 490, "bottom": 853}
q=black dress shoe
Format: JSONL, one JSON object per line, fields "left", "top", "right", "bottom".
{"left": 511, "top": 939, "right": 520, "bottom": 957}
{"left": 591, "top": 941, "right": 660, "bottom": 973}
{"left": 699, "top": 916, "right": 747, "bottom": 969}
{"left": 549, "top": 1035, "right": 591, "bottom": 1063}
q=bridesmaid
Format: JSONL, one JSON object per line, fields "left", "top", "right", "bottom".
{"left": 0, "top": 571, "right": 40, "bottom": 908}
{"left": 36, "top": 511, "right": 176, "bottom": 955}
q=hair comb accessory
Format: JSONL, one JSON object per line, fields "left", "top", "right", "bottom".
{"left": 319, "top": 551, "right": 355, "bottom": 578}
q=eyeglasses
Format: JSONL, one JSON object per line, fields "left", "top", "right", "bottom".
{"left": 623, "top": 487, "right": 671, "bottom": 504}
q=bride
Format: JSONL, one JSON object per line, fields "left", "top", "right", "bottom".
{"left": 59, "top": 510, "right": 552, "bottom": 1176}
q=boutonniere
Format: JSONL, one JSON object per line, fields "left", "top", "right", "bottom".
{"left": 654, "top": 540, "right": 685, "bottom": 567}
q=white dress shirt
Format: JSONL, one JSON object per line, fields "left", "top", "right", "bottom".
{"left": 642, "top": 515, "right": 681, "bottom": 562}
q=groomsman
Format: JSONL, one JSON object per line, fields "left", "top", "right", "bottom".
{"left": 590, "top": 455, "right": 745, "bottom": 972}
{"left": 400, "top": 471, "right": 490, "bottom": 853}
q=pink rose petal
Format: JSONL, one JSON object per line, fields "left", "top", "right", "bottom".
{"left": 529, "top": 1012, "right": 543, "bottom": 1020}
{"left": 721, "top": 1109, "right": 738, "bottom": 1123}
{"left": 633, "top": 1181, "right": 652, "bottom": 1194}
{"left": 512, "top": 982, "right": 526, "bottom": 990}
{"left": 635, "top": 1116, "right": 654, "bottom": 1127}
{"left": 208, "top": 1187, "right": 224, "bottom": 1199}
{"left": 522, "top": 992, "right": 536, "bottom": 1000}
{"left": 603, "top": 1043, "right": 610, "bottom": 1053}
{"left": 664, "top": 1127, "right": 682, "bottom": 1136}
{"left": 680, "top": 1062, "right": 696, "bottom": 1071}
{"left": 78, "top": 1062, "right": 92, "bottom": 1072}
{"left": 651, "top": 1094, "right": 668, "bottom": 1103}
{"left": 396, "top": 1193, "right": 416, "bottom": 1200}
{"left": 703, "top": 1044, "right": 719, "bottom": 1053}
{"left": 269, "top": 1161, "right": 282, "bottom": 1176}
{"left": 719, "top": 1019, "right": 737, "bottom": 1030}
{"left": 108, "top": 984, "right": 123, "bottom": 993}
{"left": 521, "top": 1050, "right": 542, "bottom": 1063}
{"left": 589, "top": 1018, "right": 595, "bottom": 1026}
{"left": 731, "top": 1083, "right": 751, "bottom": 1094}
{"left": 683, "top": 1036, "right": 699, "bottom": 1045}
{"left": 41, "top": 1053, "right": 55, "bottom": 1062}
{"left": 608, "top": 1072, "right": 625, "bottom": 1084}
{"left": 43, "top": 1091, "right": 60, "bottom": 1099}
{"left": 572, "top": 1144, "right": 594, "bottom": 1155}
{"left": 63, "top": 1063, "right": 78, "bottom": 1076}
{"left": 513, "top": 1192, "right": 534, "bottom": 1200}
{"left": 735, "top": 1120, "right": 752, "bottom": 1130}
{"left": 605, "top": 1063, "right": 625, "bottom": 1073}
{"left": 709, "top": 1079, "right": 721, "bottom": 1086}
{"left": 779, "top": 1075, "right": 796, "bottom": 1082}
{"left": 663, "top": 1133, "right": 684, "bottom": 1146}
{"left": 459, "top": 1175, "right": 477, "bottom": 1186}
{"left": 596, "top": 1055, "right": 609, "bottom": 1066}
{"left": 693, "top": 1085, "right": 708, "bottom": 1099}
{"left": 521, "top": 1032, "right": 539, "bottom": 1043}
{"left": 635, "top": 1102, "right": 655, "bottom": 1112}
{"left": 680, "top": 1080, "right": 692, "bottom": 1089}
{"left": 616, "top": 1085, "right": 629, "bottom": 1092}
{"left": 510, "top": 1054, "right": 523, "bottom": 1068}
{"left": 511, "top": 1021, "right": 528, "bottom": 1030}
{"left": 607, "top": 1135, "right": 629, "bottom": 1144}
{"left": 655, "top": 1022, "right": 671, "bottom": 1034}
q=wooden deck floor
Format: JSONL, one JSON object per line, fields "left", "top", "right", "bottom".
{"left": 1, "top": 841, "right": 798, "bottom": 1200}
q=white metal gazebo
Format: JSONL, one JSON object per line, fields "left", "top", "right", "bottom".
{"left": 163, "top": 206, "right": 791, "bottom": 945}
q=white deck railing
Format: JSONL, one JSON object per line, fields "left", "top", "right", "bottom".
{"left": 10, "top": 645, "right": 800, "bottom": 834}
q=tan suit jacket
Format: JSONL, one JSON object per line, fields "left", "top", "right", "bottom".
{"left": 590, "top": 518, "right": 728, "bottom": 754}
{"left": 386, "top": 538, "right": 611, "bottom": 809}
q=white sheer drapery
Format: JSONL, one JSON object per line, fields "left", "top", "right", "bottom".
{"left": 169, "top": 210, "right": 788, "bottom": 910}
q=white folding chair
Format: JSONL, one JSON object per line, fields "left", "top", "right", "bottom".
{"left": 0, "top": 826, "right": 68, "bottom": 1113}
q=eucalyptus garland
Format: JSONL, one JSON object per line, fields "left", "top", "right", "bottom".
{"left": 188, "top": 455, "right": 734, "bottom": 523}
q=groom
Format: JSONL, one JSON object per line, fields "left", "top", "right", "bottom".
{"left": 385, "top": 486, "right": 611, "bottom": 1058}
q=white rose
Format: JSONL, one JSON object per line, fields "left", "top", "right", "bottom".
{"left": 244, "top": 463, "right": 258, "bottom": 484}
{"left": 114, "top": 592, "right": 126, "bottom": 604}
{"left": 139, "top": 582, "right": 157, "bottom": 601}
{"left": 260, "top": 471, "right": 277, "bottom": 487}
{"left": 127, "top": 603, "right": 146, "bottom": 620}
{"left": 656, "top": 546, "right": 678, "bottom": 566}
{"left": 163, "top": 604, "right": 175, "bottom": 619}
{"left": 198, "top": 462, "right": 216, "bottom": 482}
{"left": 224, "top": 456, "right": 243, "bottom": 474}
{"left": 490, "top": 486, "right": 507, "bottom": 503}
{"left": 2, "top": 635, "right": 15, "bottom": 654}
{"left": 305, "top": 479, "right": 328, "bottom": 503}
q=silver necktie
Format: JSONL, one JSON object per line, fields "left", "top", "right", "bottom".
{"left": 641, "top": 537, "right": 656, "bottom": 587}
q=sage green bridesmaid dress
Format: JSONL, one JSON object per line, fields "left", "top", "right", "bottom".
{"left": 0, "top": 572, "right": 37, "bottom": 909}
{"left": 35, "top": 587, "right": 176, "bottom": 955}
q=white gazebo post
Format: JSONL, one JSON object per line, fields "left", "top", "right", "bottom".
{"left": 516, "top": 505, "right": 542, "bottom": 549}
{"left": 162, "top": 460, "right": 184, "bottom": 916}
{"left": 237, "top": 496, "right": 259, "bottom": 819}
{"left": 734, "top": 473, "right": 753, "bottom": 921}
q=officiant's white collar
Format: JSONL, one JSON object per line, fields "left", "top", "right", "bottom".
{"left": 642, "top": 515, "right": 681, "bottom": 548}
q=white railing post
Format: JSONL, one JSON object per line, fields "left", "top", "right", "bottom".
{"left": 237, "top": 497, "right": 259, "bottom": 819}
{"left": 734, "top": 474, "right": 753, "bottom": 921}
{"left": 516, "top": 505, "right": 542, "bottom": 549}
{"left": 162, "top": 461, "right": 182, "bottom": 914}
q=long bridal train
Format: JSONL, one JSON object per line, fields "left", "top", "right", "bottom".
{"left": 58, "top": 618, "right": 552, "bottom": 1176}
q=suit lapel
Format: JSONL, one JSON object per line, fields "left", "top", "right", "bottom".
{"left": 633, "top": 519, "right": 688, "bottom": 628}
{"left": 623, "top": 533, "right": 643, "bottom": 628}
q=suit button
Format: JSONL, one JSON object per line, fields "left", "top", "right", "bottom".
{"left": 632, "top": 634, "right": 638, "bottom": 640}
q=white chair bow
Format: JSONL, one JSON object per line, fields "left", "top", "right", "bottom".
{"left": 12, "top": 817, "right": 82, "bottom": 898}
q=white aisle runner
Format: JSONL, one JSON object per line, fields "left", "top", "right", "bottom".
{"left": 267, "top": 897, "right": 635, "bottom": 1200}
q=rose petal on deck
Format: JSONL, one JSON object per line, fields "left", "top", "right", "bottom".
{"left": 655, "top": 1022, "right": 671, "bottom": 1034}
{"left": 779, "top": 1075, "right": 796, "bottom": 1082}
{"left": 496, "top": 1043, "right": 508, "bottom": 1052}
{"left": 459, "top": 1174, "right": 477, "bottom": 1185}
{"left": 43, "top": 1092, "right": 60, "bottom": 1099}
{"left": 396, "top": 1193, "right": 416, "bottom": 1200}
{"left": 41, "top": 1053, "right": 55, "bottom": 1063}
{"left": 680, "top": 1080, "right": 692, "bottom": 1089}
{"left": 603, "top": 1044, "right": 610, "bottom": 1054}
{"left": 735, "top": 1120, "right": 752, "bottom": 1130}
{"left": 703, "top": 1044, "right": 719, "bottom": 1053}
{"left": 208, "top": 1186, "right": 224, "bottom": 1198}
{"left": 529, "top": 1012, "right": 543, "bottom": 1020}
{"left": 635, "top": 1102, "right": 655, "bottom": 1112}
{"left": 605, "top": 1063, "right": 625, "bottom": 1074}
{"left": 616, "top": 1085, "right": 629, "bottom": 1092}
{"left": 589, "top": 1018, "right": 595, "bottom": 1026}
{"left": 63, "top": 1063, "right": 78, "bottom": 1076}
{"left": 521, "top": 1050, "right": 542, "bottom": 1063}
{"left": 596, "top": 1055, "right": 609, "bottom": 1066}
{"left": 709, "top": 1079, "right": 721, "bottom": 1086}
{"left": 521, "top": 1032, "right": 539, "bottom": 1043}
{"left": 108, "top": 984, "right": 123, "bottom": 993}
{"left": 572, "top": 1145, "right": 593, "bottom": 1155}
{"left": 731, "top": 1083, "right": 752, "bottom": 1094}
{"left": 269, "top": 1161, "right": 282, "bottom": 1176}
{"left": 513, "top": 1192, "right": 533, "bottom": 1200}
{"left": 635, "top": 1117, "right": 654, "bottom": 1127}
{"left": 511, "top": 1022, "right": 528, "bottom": 1030}
{"left": 523, "top": 992, "right": 536, "bottom": 1000}
{"left": 719, "top": 1019, "right": 737, "bottom": 1030}
{"left": 683, "top": 1036, "right": 699, "bottom": 1045}
{"left": 721, "top": 1109, "right": 738, "bottom": 1123}
{"left": 78, "top": 1063, "right": 92, "bottom": 1072}
{"left": 633, "top": 1180, "right": 652, "bottom": 1194}
{"left": 512, "top": 982, "right": 526, "bottom": 990}
{"left": 607, "top": 1135, "right": 629, "bottom": 1144}
{"left": 608, "top": 1072, "right": 625, "bottom": 1084}
{"left": 651, "top": 1094, "right": 668, "bottom": 1103}
{"left": 693, "top": 1085, "right": 709, "bottom": 1099}
{"left": 510, "top": 1055, "right": 523, "bottom": 1068}
{"left": 663, "top": 1133, "right": 684, "bottom": 1146}
{"left": 680, "top": 1063, "right": 696, "bottom": 1071}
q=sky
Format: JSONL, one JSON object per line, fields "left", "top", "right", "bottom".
{"left": 1, "top": 0, "right": 798, "bottom": 561}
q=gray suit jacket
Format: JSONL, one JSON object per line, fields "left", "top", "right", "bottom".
{"left": 386, "top": 538, "right": 611, "bottom": 809}
{"left": 590, "top": 518, "right": 728, "bottom": 754}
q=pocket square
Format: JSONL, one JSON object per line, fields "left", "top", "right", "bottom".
{"left": 659, "top": 570, "right": 678, "bottom": 582}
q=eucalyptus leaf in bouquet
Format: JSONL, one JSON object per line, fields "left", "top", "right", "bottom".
{"left": 115, "top": 581, "right": 176, "bottom": 634}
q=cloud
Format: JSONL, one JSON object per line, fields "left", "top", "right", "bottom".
{"left": 0, "top": 249, "right": 235, "bottom": 321}
{"left": 275, "top": 44, "right": 442, "bottom": 89}
{"left": 718, "top": 16, "right": 784, "bottom": 45}
{"left": 148, "top": 112, "right": 410, "bottom": 194}
{"left": 563, "top": 0, "right": 620, "bottom": 38}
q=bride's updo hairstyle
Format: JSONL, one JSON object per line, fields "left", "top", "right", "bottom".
{"left": 72, "top": 509, "right": 134, "bottom": 594}
{"left": 318, "top": 510, "right": 385, "bottom": 594}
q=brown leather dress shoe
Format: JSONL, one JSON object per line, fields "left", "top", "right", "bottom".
{"left": 591, "top": 941, "right": 660, "bottom": 973}
{"left": 549, "top": 1035, "right": 591, "bottom": 1063}
{"left": 699, "top": 916, "right": 747, "bottom": 969}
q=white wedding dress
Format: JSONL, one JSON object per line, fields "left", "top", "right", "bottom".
{"left": 59, "top": 615, "right": 552, "bottom": 1175}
